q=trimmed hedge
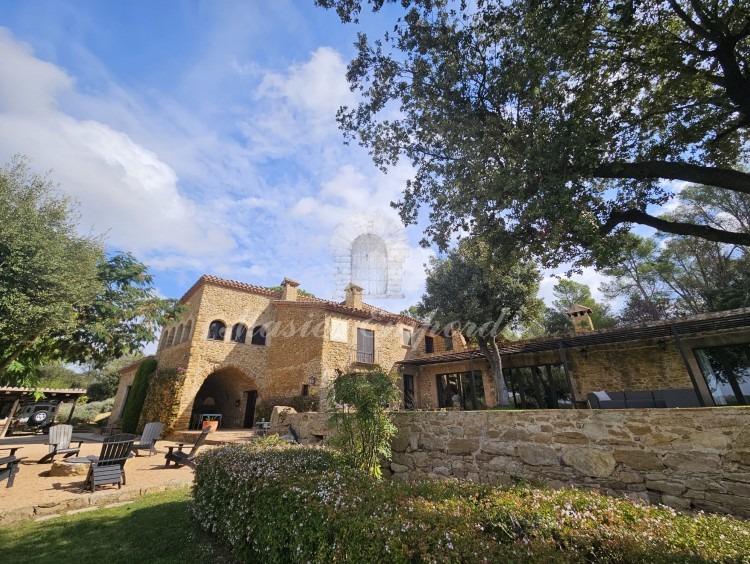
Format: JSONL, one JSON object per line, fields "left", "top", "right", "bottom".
{"left": 192, "top": 444, "right": 750, "bottom": 563}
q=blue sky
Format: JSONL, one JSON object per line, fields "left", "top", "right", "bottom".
{"left": 0, "top": 1, "right": 614, "bottom": 315}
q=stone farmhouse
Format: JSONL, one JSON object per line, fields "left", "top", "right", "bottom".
{"left": 112, "top": 274, "right": 750, "bottom": 433}
{"left": 112, "top": 275, "right": 458, "bottom": 432}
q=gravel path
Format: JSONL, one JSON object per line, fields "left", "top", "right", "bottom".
{"left": 0, "top": 432, "right": 196, "bottom": 523}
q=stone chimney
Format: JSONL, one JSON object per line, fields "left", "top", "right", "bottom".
{"left": 567, "top": 304, "right": 594, "bottom": 333}
{"left": 344, "top": 282, "right": 364, "bottom": 309}
{"left": 280, "top": 278, "right": 300, "bottom": 302}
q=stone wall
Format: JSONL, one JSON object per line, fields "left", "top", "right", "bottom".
{"left": 288, "top": 408, "right": 750, "bottom": 517}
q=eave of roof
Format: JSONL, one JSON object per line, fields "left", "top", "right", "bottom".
{"left": 400, "top": 307, "right": 750, "bottom": 366}
{"left": 177, "top": 274, "right": 419, "bottom": 326}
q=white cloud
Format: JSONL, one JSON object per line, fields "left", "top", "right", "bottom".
{"left": 0, "top": 27, "right": 234, "bottom": 259}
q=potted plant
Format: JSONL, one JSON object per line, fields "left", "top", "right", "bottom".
{"left": 201, "top": 416, "right": 219, "bottom": 433}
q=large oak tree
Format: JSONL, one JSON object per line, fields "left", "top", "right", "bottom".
{"left": 318, "top": 0, "right": 750, "bottom": 268}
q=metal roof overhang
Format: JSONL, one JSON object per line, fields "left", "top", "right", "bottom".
{"left": 0, "top": 387, "right": 88, "bottom": 402}
{"left": 398, "top": 310, "right": 750, "bottom": 367}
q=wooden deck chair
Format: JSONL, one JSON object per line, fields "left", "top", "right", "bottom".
{"left": 0, "top": 447, "right": 26, "bottom": 488}
{"left": 131, "top": 422, "right": 164, "bottom": 457}
{"left": 164, "top": 427, "right": 210, "bottom": 469}
{"left": 38, "top": 424, "right": 83, "bottom": 464}
{"left": 84, "top": 433, "right": 136, "bottom": 492}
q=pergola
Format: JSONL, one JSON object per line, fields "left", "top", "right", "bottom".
{"left": 0, "top": 386, "right": 87, "bottom": 438}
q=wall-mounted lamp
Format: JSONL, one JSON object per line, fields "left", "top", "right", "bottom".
{"left": 657, "top": 339, "right": 667, "bottom": 351}
{"left": 580, "top": 347, "right": 588, "bottom": 360}
{"left": 309, "top": 375, "right": 317, "bottom": 386}
{"left": 235, "top": 399, "right": 241, "bottom": 408}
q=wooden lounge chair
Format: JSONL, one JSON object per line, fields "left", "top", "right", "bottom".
{"left": 164, "top": 427, "right": 210, "bottom": 469}
{"left": 0, "top": 447, "right": 26, "bottom": 488}
{"left": 38, "top": 424, "right": 83, "bottom": 464}
{"left": 132, "top": 422, "right": 164, "bottom": 457}
{"left": 84, "top": 433, "right": 136, "bottom": 492}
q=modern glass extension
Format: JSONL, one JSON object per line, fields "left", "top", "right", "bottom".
{"left": 694, "top": 343, "right": 750, "bottom": 406}
{"left": 502, "top": 363, "right": 574, "bottom": 409}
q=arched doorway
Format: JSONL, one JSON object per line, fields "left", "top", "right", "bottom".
{"left": 190, "top": 366, "right": 258, "bottom": 430}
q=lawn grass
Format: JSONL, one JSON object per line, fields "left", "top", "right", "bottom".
{"left": 0, "top": 488, "right": 236, "bottom": 563}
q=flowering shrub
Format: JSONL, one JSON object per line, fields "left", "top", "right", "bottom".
{"left": 193, "top": 444, "right": 750, "bottom": 563}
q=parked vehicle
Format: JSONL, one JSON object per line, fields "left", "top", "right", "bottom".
{"left": 7, "top": 401, "right": 59, "bottom": 434}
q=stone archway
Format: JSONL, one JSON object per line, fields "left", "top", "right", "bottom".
{"left": 190, "top": 366, "right": 258, "bottom": 430}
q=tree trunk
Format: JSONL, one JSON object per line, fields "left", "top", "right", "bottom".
{"left": 477, "top": 336, "right": 510, "bottom": 406}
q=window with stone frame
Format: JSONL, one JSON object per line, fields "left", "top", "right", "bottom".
{"left": 251, "top": 325, "right": 267, "bottom": 346}
{"left": 425, "top": 335, "right": 434, "bottom": 353}
{"left": 231, "top": 323, "right": 248, "bottom": 344}
{"left": 207, "top": 320, "right": 226, "bottom": 341}
{"left": 402, "top": 328, "right": 412, "bottom": 346}
{"left": 356, "top": 328, "right": 375, "bottom": 363}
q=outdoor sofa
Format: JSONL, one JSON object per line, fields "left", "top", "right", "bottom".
{"left": 587, "top": 388, "right": 701, "bottom": 409}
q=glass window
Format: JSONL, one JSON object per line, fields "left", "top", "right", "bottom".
{"left": 357, "top": 328, "right": 375, "bottom": 363}
{"left": 251, "top": 326, "right": 267, "bottom": 346}
{"left": 503, "top": 363, "right": 572, "bottom": 409}
{"left": 231, "top": 323, "right": 248, "bottom": 344}
{"left": 403, "top": 374, "right": 415, "bottom": 409}
{"left": 425, "top": 336, "right": 434, "bottom": 353}
{"left": 436, "top": 371, "right": 485, "bottom": 410}
{"left": 695, "top": 344, "right": 750, "bottom": 406}
{"left": 207, "top": 320, "right": 226, "bottom": 341}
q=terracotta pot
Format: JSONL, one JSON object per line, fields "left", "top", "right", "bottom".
{"left": 201, "top": 420, "right": 219, "bottom": 433}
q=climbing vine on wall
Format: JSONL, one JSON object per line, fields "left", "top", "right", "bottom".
{"left": 138, "top": 367, "right": 187, "bottom": 436}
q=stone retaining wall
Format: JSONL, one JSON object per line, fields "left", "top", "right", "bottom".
{"left": 289, "top": 408, "right": 750, "bottom": 517}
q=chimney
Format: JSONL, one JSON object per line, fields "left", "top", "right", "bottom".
{"left": 567, "top": 304, "right": 594, "bottom": 333}
{"left": 280, "top": 278, "right": 300, "bottom": 302}
{"left": 345, "top": 282, "right": 364, "bottom": 309}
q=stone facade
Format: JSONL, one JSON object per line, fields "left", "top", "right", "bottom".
{"left": 112, "top": 275, "right": 434, "bottom": 431}
{"left": 288, "top": 408, "right": 750, "bottom": 517}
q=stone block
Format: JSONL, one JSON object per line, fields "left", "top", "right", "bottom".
{"left": 645, "top": 480, "right": 686, "bottom": 496}
{"left": 722, "top": 481, "right": 750, "bottom": 498}
{"left": 50, "top": 460, "right": 90, "bottom": 477}
{"left": 553, "top": 432, "right": 589, "bottom": 444}
{"left": 269, "top": 406, "right": 297, "bottom": 428}
{"left": 481, "top": 440, "right": 515, "bottom": 456}
{"left": 661, "top": 495, "right": 692, "bottom": 511}
{"left": 562, "top": 448, "right": 615, "bottom": 478}
{"left": 517, "top": 445, "right": 559, "bottom": 466}
{"left": 689, "top": 431, "right": 729, "bottom": 451}
{"left": 662, "top": 452, "right": 721, "bottom": 473}
{"left": 727, "top": 450, "right": 750, "bottom": 466}
{"left": 447, "top": 438, "right": 479, "bottom": 455}
{"left": 613, "top": 450, "right": 664, "bottom": 471}
{"left": 391, "top": 462, "right": 410, "bottom": 473}
{"left": 618, "top": 471, "right": 643, "bottom": 484}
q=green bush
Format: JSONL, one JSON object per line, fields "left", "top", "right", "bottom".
{"left": 55, "top": 398, "right": 114, "bottom": 425}
{"left": 193, "top": 444, "right": 750, "bottom": 563}
{"left": 121, "top": 358, "right": 157, "bottom": 433}
{"left": 329, "top": 367, "right": 400, "bottom": 478}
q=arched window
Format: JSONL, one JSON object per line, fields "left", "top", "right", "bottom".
{"left": 231, "top": 323, "right": 248, "bottom": 344}
{"left": 158, "top": 330, "right": 168, "bottom": 350}
{"left": 175, "top": 324, "right": 184, "bottom": 344}
{"left": 166, "top": 327, "right": 175, "bottom": 347}
{"left": 351, "top": 233, "right": 388, "bottom": 296}
{"left": 207, "top": 320, "right": 226, "bottom": 341}
{"left": 182, "top": 320, "right": 192, "bottom": 343}
{"left": 251, "top": 325, "right": 266, "bottom": 346}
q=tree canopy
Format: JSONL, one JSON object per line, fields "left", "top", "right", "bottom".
{"left": 317, "top": 0, "right": 750, "bottom": 268}
{"left": 417, "top": 240, "right": 543, "bottom": 405}
{"left": 0, "top": 157, "right": 179, "bottom": 385}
